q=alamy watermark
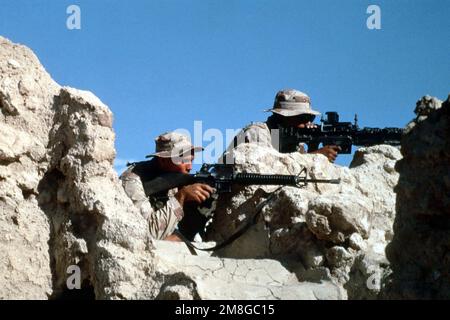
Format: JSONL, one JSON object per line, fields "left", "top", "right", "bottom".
{"left": 66, "top": 5, "right": 81, "bottom": 30}
{"left": 168, "top": 121, "right": 281, "bottom": 165}
{"left": 366, "top": 5, "right": 381, "bottom": 30}
{"left": 366, "top": 265, "right": 382, "bottom": 290}
{"left": 66, "top": 265, "right": 81, "bottom": 290}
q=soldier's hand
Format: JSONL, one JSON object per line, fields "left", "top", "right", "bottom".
{"left": 310, "top": 145, "right": 341, "bottom": 162}
{"left": 164, "top": 233, "right": 183, "bottom": 242}
{"left": 297, "top": 122, "right": 318, "bottom": 129}
{"left": 176, "top": 183, "right": 214, "bottom": 205}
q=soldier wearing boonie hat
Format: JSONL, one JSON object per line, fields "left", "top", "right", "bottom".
{"left": 264, "top": 89, "right": 321, "bottom": 117}
{"left": 120, "top": 131, "right": 213, "bottom": 241}
{"left": 223, "top": 89, "right": 340, "bottom": 163}
{"left": 145, "top": 132, "right": 204, "bottom": 159}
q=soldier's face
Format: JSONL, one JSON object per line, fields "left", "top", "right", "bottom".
{"left": 159, "top": 154, "right": 194, "bottom": 174}
{"left": 280, "top": 114, "right": 316, "bottom": 129}
{"left": 174, "top": 155, "right": 194, "bottom": 174}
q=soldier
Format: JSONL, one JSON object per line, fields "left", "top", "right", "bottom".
{"left": 227, "top": 89, "right": 341, "bottom": 162}
{"left": 120, "top": 132, "right": 214, "bottom": 241}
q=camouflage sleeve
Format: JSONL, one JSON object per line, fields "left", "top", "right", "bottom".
{"left": 237, "top": 123, "right": 307, "bottom": 154}
{"left": 220, "top": 123, "right": 274, "bottom": 163}
{"left": 120, "top": 171, "right": 184, "bottom": 240}
{"left": 221, "top": 122, "right": 307, "bottom": 163}
{"left": 241, "top": 122, "right": 274, "bottom": 148}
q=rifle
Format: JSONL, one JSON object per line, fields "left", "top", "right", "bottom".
{"left": 143, "top": 163, "right": 340, "bottom": 242}
{"left": 143, "top": 163, "right": 341, "bottom": 196}
{"left": 279, "top": 111, "right": 404, "bottom": 154}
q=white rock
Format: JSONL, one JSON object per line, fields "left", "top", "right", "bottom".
{"left": 7, "top": 59, "right": 21, "bottom": 69}
{"left": 349, "top": 233, "right": 366, "bottom": 251}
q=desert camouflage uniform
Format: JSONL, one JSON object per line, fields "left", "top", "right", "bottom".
{"left": 230, "top": 120, "right": 307, "bottom": 154}
{"left": 120, "top": 160, "right": 184, "bottom": 240}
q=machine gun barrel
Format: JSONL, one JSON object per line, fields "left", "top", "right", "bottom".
{"left": 353, "top": 127, "right": 403, "bottom": 146}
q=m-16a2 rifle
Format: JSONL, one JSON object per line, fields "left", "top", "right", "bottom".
{"left": 279, "top": 111, "right": 404, "bottom": 154}
{"left": 144, "top": 163, "right": 340, "bottom": 242}
{"left": 143, "top": 163, "right": 341, "bottom": 196}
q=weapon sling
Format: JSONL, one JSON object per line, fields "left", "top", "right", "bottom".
{"left": 174, "top": 186, "right": 283, "bottom": 254}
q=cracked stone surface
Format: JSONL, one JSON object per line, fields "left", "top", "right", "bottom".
{"left": 153, "top": 241, "right": 346, "bottom": 300}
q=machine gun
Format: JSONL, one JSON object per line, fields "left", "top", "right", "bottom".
{"left": 279, "top": 111, "right": 404, "bottom": 154}
{"left": 143, "top": 163, "right": 341, "bottom": 196}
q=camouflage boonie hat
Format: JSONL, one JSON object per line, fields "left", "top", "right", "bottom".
{"left": 264, "top": 89, "right": 321, "bottom": 117}
{"left": 145, "top": 132, "right": 203, "bottom": 158}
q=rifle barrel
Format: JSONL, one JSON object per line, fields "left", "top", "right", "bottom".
{"left": 304, "top": 178, "right": 341, "bottom": 184}
{"left": 234, "top": 173, "right": 298, "bottom": 186}
{"left": 234, "top": 173, "right": 341, "bottom": 187}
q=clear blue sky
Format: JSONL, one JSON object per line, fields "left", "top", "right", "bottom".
{"left": 1, "top": 0, "right": 449, "bottom": 172}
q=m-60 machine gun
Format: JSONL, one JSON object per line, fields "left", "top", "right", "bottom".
{"left": 279, "top": 111, "right": 404, "bottom": 154}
